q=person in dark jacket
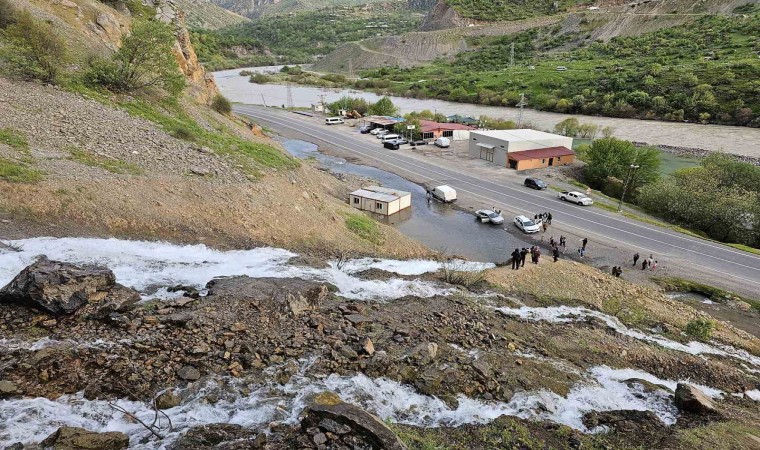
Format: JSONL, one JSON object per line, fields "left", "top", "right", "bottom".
{"left": 552, "top": 246, "right": 560, "bottom": 262}
{"left": 547, "top": 212, "right": 553, "bottom": 224}
{"left": 520, "top": 248, "right": 528, "bottom": 267}
{"left": 633, "top": 253, "right": 640, "bottom": 266}
{"left": 511, "top": 248, "right": 521, "bottom": 270}
{"left": 582, "top": 237, "right": 588, "bottom": 250}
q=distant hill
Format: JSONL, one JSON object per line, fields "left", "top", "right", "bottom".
{"left": 209, "top": 0, "right": 398, "bottom": 18}
{"left": 171, "top": 0, "right": 250, "bottom": 29}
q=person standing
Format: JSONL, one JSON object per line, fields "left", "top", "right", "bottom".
{"left": 633, "top": 253, "right": 640, "bottom": 266}
{"left": 559, "top": 236, "right": 566, "bottom": 253}
{"left": 543, "top": 222, "right": 548, "bottom": 233}
{"left": 511, "top": 248, "right": 521, "bottom": 270}
{"left": 641, "top": 259, "right": 648, "bottom": 270}
{"left": 520, "top": 248, "right": 528, "bottom": 267}
{"left": 535, "top": 247, "right": 541, "bottom": 264}
{"left": 651, "top": 260, "right": 658, "bottom": 271}
{"left": 582, "top": 238, "right": 588, "bottom": 250}
{"left": 552, "top": 246, "right": 559, "bottom": 262}
{"left": 547, "top": 212, "right": 553, "bottom": 224}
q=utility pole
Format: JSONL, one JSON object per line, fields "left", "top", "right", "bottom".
{"left": 260, "top": 94, "right": 268, "bottom": 108}
{"left": 286, "top": 85, "right": 294, "bottom": 109}
{"left": 318, "top": 93, "right": 326, "bottom": 111}
{"left": 516, "top": 93, "right": 526, "bottom": 128}
{"left": 618, "top": 164, "right": 640, "bottom": 212}
{"left": 509, "top": 42, "right": 515, "bottom": 68}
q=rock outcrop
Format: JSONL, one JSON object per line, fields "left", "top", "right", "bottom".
{"left": 0, "top": 256, "right": 139, "bottom": 316}
{"left": 675, "top": 383, "right": 717, "bottom": 415}
{"left": 419, "top": 0, "right": 474, "bottom": 31}
{"left": 583, "top": 410, "right": 665, "bottom": 433}
{"left": 302, "top": 391, "right": 408, "bottom": 450}
{"left": 170, "top": 424, "right": 265, "bottom": 449}
{"left": 40, "top": 427, "right": 129, "bottom": 450}
{"left": 205, "top": 276, "right": 332, "bottom": 316}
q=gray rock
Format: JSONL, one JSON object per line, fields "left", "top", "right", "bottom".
{"left": 87, "top": 284, "right": 140, "bottom": 319}
{"left": 205, "top": 277, "right": 331, "bottom": 316}
{"left": 344, "top": 314, "right": 372, "bottom": 327}
{"left": 170, "top": 424, "right": 263, "bottom": 449}
{"left": 0, "top": 380, "right": 20, "bottom": 397}
{"left": 675, "top": 383, "right": 716, "bottom": 415}
{"left": 304, "top": 392, "right": 407, "bottom": 450}
{"left": 156, "top": 390, "right": 181, "bottom": 409}
{"left": 40, "top": 426, "right": 129, "bottom": 450}
{"left": 177, "top": 365, "right": 201, "bottom": 381}
{"left": 583, "top": 410, "right": 665, "bottom": 433}
{"left": 318, "top": 418, "right": 351, "bottom": 435}
{"left": 0, "top": 256, "right": 119, "bottom": 315}
{"left": 312, "top": 433, "right": 327, "bottom": 445}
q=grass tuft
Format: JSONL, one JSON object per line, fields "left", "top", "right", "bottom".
{"left": 0, "top": 157, "right": 43, "bottom": 183}
{"left": 0, "top": 128, "right": 28, "bottom": 150}
{"left": 344, "top": 212, "right": 384, "bottom": 246}
{"left": 68, "top": 148, "right": 144, "bottom": 175}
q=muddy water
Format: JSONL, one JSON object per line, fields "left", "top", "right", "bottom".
{"left": 215, "top": 67, "right": 760, "bottom": 157}
{"left": 281, "top": 139, "right": 530, "bottom": 262}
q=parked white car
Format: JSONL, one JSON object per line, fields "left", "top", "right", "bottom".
{"left": 434, "top": 137, "right": 450, "bottom": 148}
{"left": 513, "top": 215, "right": 541, "bottom": 233}
{"left": 431, "top": 185, "right": 457, "bottom": 203}
{"left": 375, "top": 130, "right": 391, "bottom": 138}
{"left": 370, "top": 128, "right": 385, "bottom": 135}
{"left": 475, "top": 209, "right": 504, "bottom": 225}
{"left": 558, "top": 190, "right": 594, "bottom": 206}
{"left": 325, "top": 117, "right": 344, "bottom": 125}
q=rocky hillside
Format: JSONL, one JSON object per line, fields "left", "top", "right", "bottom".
{"left": 209, "top": 0, "right": 398, "bottom": 18}
{"left": 171, "top": 0, "right": 250, "bottom": 29}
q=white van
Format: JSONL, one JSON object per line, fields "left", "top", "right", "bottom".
{"left": 431, "top": 185, "right": 457, "bottom": 203}
{"left": 325, "top": 117, "right": 344, "bottom": 125}
{"left": 434, "top": 137, "right": 450, "bottom": 148}
{"left": 380, "top": 134, "right": 401, "bottom": 142}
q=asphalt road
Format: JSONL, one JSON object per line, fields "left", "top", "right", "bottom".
{"left": 235, "top": 105, "right": 760, "bottom": 293}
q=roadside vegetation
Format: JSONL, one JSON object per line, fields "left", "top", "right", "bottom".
{"left": 653, "top": 276, "right": 760, "bottom": 313}
{"left": 68, "top": 148, "right": 144, "bottom": 175}
{"left": 359, "top": 12, "right": 760, "bottom": 126}
{"left": 344, "top": 212, "right": 384, "bottom": 246}
{"left": 0, "top": 157, "right": 43, "bottom": 183}
{"left": 191, "top": 8, "right": 420, "bottom": 70}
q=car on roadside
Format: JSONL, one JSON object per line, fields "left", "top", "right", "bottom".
{"left": 475, "top": 209, "right": 504, "bottom": 225}
{"left": 409, "top": 139, "right": 428, "bottom": 147}
{"left": 430, "top": 185, "right": 457, "bottom": 203}
{"left": 370, "top": 128, "right": 385, "bottom": 135}
{"left": 513, "top": 215, "right": 541, "bottom": 233}
{"left": 359, "top": 125, "right": 372, "bottom": 134}
{"left": 558, "top": 190, "right": 593, "bottom": 206}
{"left": 524, "top": 177, "right": 547, "bottom": 190}
{"left": 383, "top": 141, "right": 401, "bottom": 150}
{"left": 375, "top": 130, "right": 392, "bottom": 139}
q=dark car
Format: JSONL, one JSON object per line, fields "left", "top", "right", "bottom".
{"left": 383, "top": 141, "right": 400, "bottom": 150}
{"left": 359, "top": 125, "right": 371, "bottom": 134}
{"left": 524, "top": 177, "right": 547, "bottom": 190}
{"left": 409, "top": 139, "right": 428, "bottom": 147}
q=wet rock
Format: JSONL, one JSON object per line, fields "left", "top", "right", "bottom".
{"left": 303, "top": 391, "right": 407, "bottom": 450}
{"left": 168, "top": 284, "right": 200, "bottom": 299}
{"left": 583, "top": 410, "right": 665, "bottom": 433}
{"left": 415, "top": 367, "right": 444, "bottom": 396}
{"left": 624, "top": 378, "right": 673, "bottom": 394}
{"left": 409, "top": 342, "right": 438, "bottom": 364}
{"left": 40, "top": 426, "right": 129, "bottom": 450}
{"left": 87, "top": 284, "right": 140, "bottom": 319}
{"left": 318, "top": 418, "right": 351, "bottom": 435}
{"left": 170, "top": 424, "right": 263, "bottom": 449}
{"left": 471, "top": 358, "right": 492, "bottom": 378}
{"left": 0, "top": 380, "right": 20, "bottom": 397}
{"left": 312, "top": 433, "right": 327, "bottom": 445}
{"left": 156, "top": 390, "right": 181, "bottom": 409}
{"left": 0, "top": 256, "right": 121, "bottom": 315}
{"left": 338, "top": 345, "right": 358, "bottom": 360}
{"left": 675, "top": 383, "right": 716, "bottom": 415}
{"left": 177, "top": 365, "right": 201, "bottom": 381}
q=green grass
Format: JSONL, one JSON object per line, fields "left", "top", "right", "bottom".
{"left": 726, "top": 243, "right": 760, "bottom": 256}
{"left": 344, "top": 212, "right": 384, "bottom": 246}
{"left": 0, "top": 128, "right": 28, "bottom": 150}
{"left": 68, "top": 148, "right": 144, "bottom": 175}
{"left": 0, "top": 157, "right": 43, "bottom": 183}
{"left": 653, "top": 276, "right": 760, "bottom": 313}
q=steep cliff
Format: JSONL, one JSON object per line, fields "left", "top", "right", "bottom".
{"left": 419, "top": 0, "right": 473, "bottom": 30}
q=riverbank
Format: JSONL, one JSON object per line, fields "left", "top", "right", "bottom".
{"left": 215, "top": 67, "right": 760, "bottom": 159}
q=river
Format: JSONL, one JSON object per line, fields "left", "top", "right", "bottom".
{"left": 214, "top": 67, "right": 760, "bottom": 158}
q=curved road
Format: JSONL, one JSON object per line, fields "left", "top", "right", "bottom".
{"left": 235, "top": 105, "right": 760, "bottom": 293}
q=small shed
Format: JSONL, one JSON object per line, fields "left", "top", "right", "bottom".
{"left": 348, "top": 185, "right": 411, "bottom": 216}
{"left": 507, "top": 147, "right": 576, "bottom": 170}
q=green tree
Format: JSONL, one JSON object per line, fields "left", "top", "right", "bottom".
{"left": 86, "top": 20, "right": 185, "bottom": 95}
{"left": 585, "top": 138, "right": 661, "bottom": 191}
{"left": 0, "top": 10, "right": 67, "bottom": 83}
{"left": 211, "top": 94, "right": 232, "bottom": 115}
{"left": 369, "top": 96, "right": 399, "bottom": 116}
{"left": 554, "top": 118, "right": 580, "bottom": 136}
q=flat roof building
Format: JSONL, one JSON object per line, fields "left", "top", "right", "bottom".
{"left": 468, "top": 129, "right": 575, "bottom": 170}
{"left": 349, "top": 185, "right": 412, "bottom": 216}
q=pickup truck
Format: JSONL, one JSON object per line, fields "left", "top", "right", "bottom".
{"left": 558, "top": 190, "right": 593, "bottom": 206}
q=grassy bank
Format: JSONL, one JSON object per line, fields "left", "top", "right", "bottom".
{"left": 653, "top": 276, "right": 760, "bottom": 313}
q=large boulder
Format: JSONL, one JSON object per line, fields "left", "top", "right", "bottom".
{"left": 302, "top": 391, "right": 408, "bottom": 450}
{"left": 40, "top": 427, "right": 129, "bottom": 450}
{"left": 0, "top": 257, "right": 139, "bottom": 316}
{"left": 583, "top": 410, "right": 665, "bottom": 433}
{"left": 675, "top": 383, "right": 717, "bottom": 415}
{"left": 205, "top": 277, "right": 332, "bottom": 316}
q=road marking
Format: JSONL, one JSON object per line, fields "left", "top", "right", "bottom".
{"left": 237, "top": 107, "right": 760, "bottom": 285}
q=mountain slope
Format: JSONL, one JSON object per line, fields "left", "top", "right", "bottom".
{"left": 209, "top": 0, "right": 396, "bottom": 18}
{"left": 171, "top": 0, "right": 250, "bottom": 29}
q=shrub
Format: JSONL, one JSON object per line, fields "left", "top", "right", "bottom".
{"left": 170, "top": 126, "right": 197, "bottom": 142}
{"left": 86, "top": 20, "right": 184, "bottom": 95}
{"left": 249, "top": 73, "right": 270, "bottom": 84}
{"left": 0, "top": 10, "right": 67, "bottom": 83}
{"left": 211, "top": 95, "right": 232, "bottom": 115}
{"left": 0, "top": 0, "right": 17, "bottom": 28}
{"left": 685, "top": 318, "right": 715, "bottom": 341}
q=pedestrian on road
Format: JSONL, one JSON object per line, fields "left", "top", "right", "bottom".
{"left": 641, "top": 259, "right": 648, "bottom": 270}
{"left": 552, "top": 246, "right": 559, "bottom": 262}
{"left": 633, "top": 253, "right": 640, "bottom": 266}
{"left": 511, "top": 248, "right": 521, "bottom": 270}
{"left": 582, "top": 238, "right": 588, "bottom": 250}
{"left": 520, "top": 248, "right": 528, "bottom": 267}
{"left": 547, "top": 212, "right": 553, "bottom": 224}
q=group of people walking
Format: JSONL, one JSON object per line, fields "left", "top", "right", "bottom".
{"left": 534, "top": 212, "right": 552, "bottom": 225}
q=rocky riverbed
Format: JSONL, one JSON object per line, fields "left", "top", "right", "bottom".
{"left": 1, "top": 238, "right": 759, "bottom": 449}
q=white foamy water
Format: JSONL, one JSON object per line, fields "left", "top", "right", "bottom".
{"left": 339, "top": 258, "right": 494, "bottom": 275}
{"left": 0, "top": 365, "right": 724, "bottom": 448}
{"left": 495, "top": 305, "right": 760, "bottom": 368}
{"left": 745, "top": 390, "right": 760, "bottom": 401}
{"left": 0, "top": 238, "right": 479, "bottom": 302}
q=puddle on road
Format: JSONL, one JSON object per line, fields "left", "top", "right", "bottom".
{"left": 281, "top": 139, "right": 531, "bottom": 262}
